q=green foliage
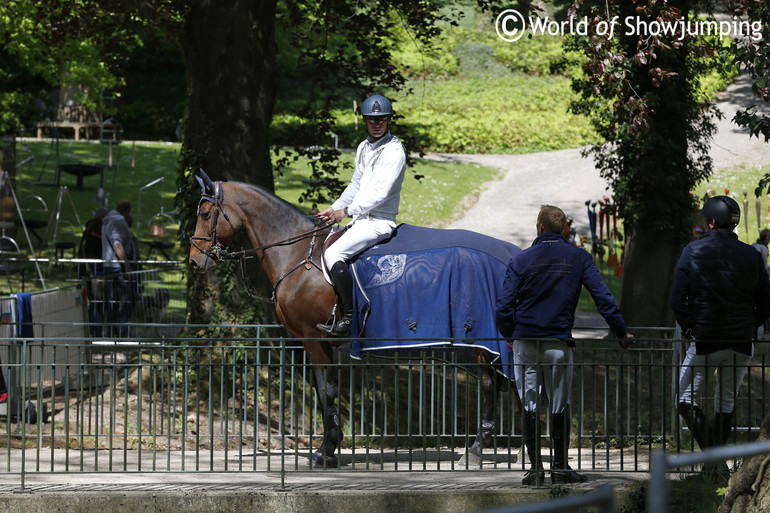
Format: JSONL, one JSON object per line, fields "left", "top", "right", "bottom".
{"left": 0, "top": 1, "right": 142, "bottom": 130}
{"left": 494, "top": 34, "right": 577, "bottom": 76}
{"left": 728, "top": 1, "right": 770, "bottom": 142}
{"left": 567, "top": 2, "right": 725, "bottom": 242}
{"left": 396, "top": 75, "right": 598, "bottom": 153}
{"left": 272, "top": 74, "right": 598, "bottom": 155}
{"left": 114, "top": 30, "right": 186, "bottom": 141}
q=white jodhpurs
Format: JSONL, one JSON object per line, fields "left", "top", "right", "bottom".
{"left": 678, "top": 342, "right": 753, "bottom": 414}
{"left": 323, "top": 217, "right": 396, "bottom": 268}
{"left": 513, "top": 339, "right": 573, "bottom": 414}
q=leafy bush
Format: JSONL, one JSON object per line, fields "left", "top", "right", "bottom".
{"left": 454, "top": 41, "right": 508, "bottom": 76}
{"left": 394, "top": 75, "right": 598, "bottom": 153}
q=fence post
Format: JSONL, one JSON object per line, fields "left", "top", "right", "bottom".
{"left": 648, "top": 450, "right": 669, "bottom": 513}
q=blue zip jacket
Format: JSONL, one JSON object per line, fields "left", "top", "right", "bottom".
{"left": 670, "top": 229, "right": 770, "bottom": 355}
{"left": 495, "top": 232, "right": 627, "bottom": 344}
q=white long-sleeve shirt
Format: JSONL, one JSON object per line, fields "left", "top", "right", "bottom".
{"left": 331, "top": 132, "right": 406, "bottom": 222}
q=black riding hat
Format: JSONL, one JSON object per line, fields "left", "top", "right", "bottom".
{"left": 699, "top": 195, "right": 740, "bottom": 228}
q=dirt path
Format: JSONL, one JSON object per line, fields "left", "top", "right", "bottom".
{"left": 434, "top": 73, "right": 770, "bottom": 249}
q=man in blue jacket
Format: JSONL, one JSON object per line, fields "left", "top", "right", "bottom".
{"left": 496, "top": 205, "right": 633, "bottom": 486}
{"left": 671, "top": 196, "right": 770, "bottom": 465}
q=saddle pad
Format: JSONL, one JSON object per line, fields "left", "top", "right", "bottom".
{"left": 349, "top": 224, "right": 520, "bottom": 379}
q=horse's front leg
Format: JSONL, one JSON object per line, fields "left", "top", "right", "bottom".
{"left": 459, "top": 361, "right": 497, "bottom": 466}
{"left": 305, "top": 341, "right": 342, "bottom": 468}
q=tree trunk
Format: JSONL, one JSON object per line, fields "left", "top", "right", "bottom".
{"left": 1, "top": 134, "right": 16, "bottom": 179}
{"left": 180, "top": 0, "right": 277, "bottom": 187}
{"left": 719, "top": 413, "right": 770, "bottom": 513}
{"left": 615, "top": 0, "right": 704, "bottom": 333}
{"left": 620, "top": 228, "right": 680, "bottom": 333}
{"left": 179, "top": 0, "right": 278, "bottom": 324}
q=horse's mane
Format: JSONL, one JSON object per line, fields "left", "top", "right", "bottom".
{"left": 230, "top": 182, "right": 325, "bottom": 228}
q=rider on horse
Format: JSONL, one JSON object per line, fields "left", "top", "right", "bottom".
{"left": 316, "top": 94, "right": 407, "bottom": 337}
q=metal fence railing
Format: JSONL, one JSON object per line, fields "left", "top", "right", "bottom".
{"left": 0, "top": 328, "right": 768, "bottom": 482}
{"left": 648, "top": 440, "right": 770, "bottom": 513}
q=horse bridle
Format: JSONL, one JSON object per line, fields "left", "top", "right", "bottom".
{"left": 191, "top": 180, "right": 331, "bottom": 303}
{"left": 190, "top": 180, "right": 234, "bottom": 260}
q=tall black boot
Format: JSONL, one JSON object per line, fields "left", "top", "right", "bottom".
{"left": 317, "top": 262, "right": 354, "bottom": 337}
{"left": 677, "top": 402, "right": 710, "bottom": 450}
{"left": 551, "top": 411, "right": 588, "bottom": 483}
{"left": 711, "top": 411, "right": 734, "bottom": 447}
{"left": 521, "top": 411, "right": 545, "bottom": 486}
{"left": 702, "top": 411, "right": 734, "bottom": 482}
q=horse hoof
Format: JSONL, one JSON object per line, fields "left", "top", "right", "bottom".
{"left": 458, "top": 449, "right": 481, "bottom": 467}
{"left": 311, "top": 451, "right": 339, "bottom": 468}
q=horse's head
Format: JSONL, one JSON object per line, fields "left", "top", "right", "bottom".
{"left": 188, "top": 171, "right": 240, "bottom": 272}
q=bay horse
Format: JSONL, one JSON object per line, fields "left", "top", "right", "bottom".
{"left": 188, "top": 171, "right": 514, "bottom": 467}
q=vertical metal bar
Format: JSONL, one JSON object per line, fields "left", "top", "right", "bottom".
{"left": 421, "top": 354, "right": 427, "bottom": 471}
{"left": 254, "top": 337, "right": 260, "bottom": 472}
{"left": 279, "top": 339, "right": 285, "bottom": 484}
{"left": 350, "top": 350, "right": 356, "bottom": 471}
{"left": 266, "top": 346, "right": 272, "bottom": 471}
{"left": 19, "top": 339, "right": 27, "bottom": 489}
{"left": 394, "top": 351, "right": 400, "bottom": 471}
{"left": 407, "top": 357, "right": 413, "bottom": 470}
{"left": 648, "top": 450, "right": 669, "bottom": 513}
{"left": 108, "top": 346, "right": 115, "bottom": 472}
{"left": 361, "top": 359, "right": 369, "bottom": 470}
{"left": 450, "top": 352, "right": 457, "bottom": 470}
{"left": 577, "top": 354, "right": 584, "bottom": 472}
{"left": 182, "top": 344, "right": 189, "bottom": 472}
{"left": 195, "top": 346, "right": 201, "bottom": 471}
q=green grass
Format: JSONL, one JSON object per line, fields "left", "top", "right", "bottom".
{"left": 698, "top": 162, "right": 770, "bottom": 245}
{"left": 12, "top": 140, "right": 499, "bottom": 275}
{"left": 15, "top": 139, "right": 181, "bottom": 255}
{"left": 275, "top": 151, "right": 500, "bottom": 227}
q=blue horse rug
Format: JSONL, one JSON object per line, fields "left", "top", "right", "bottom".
{"left": 348, "top": 224, "right": 520, "bottom": 379}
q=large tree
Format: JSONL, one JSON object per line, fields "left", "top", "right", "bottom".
{"left": 170, "top": 0, "right": 503, "bottom": 324}
{"left": 567, "top": 0, "right": 723, "bottom": 330}
{"left": 720, "top": 3, "right": 770, "bottom": 511}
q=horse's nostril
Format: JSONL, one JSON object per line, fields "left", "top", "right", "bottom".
{"left": 189, "top": 259, "right": 198, "bottom": 268}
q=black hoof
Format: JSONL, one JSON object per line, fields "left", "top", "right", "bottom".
{"left": 311, "top": 451, "right": 339, "bottom": 468}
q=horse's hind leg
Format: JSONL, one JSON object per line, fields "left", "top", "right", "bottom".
{"left": 458, "top": 360, "right": 497, "bottom": 467}
{"left": 305, "top": 342, "right": 342, "bottom": 468}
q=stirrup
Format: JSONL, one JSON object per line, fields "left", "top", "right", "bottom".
{"left": 317, "top": 317, "right": 351, "bottom": 337}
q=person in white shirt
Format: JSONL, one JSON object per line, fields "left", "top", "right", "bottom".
{"left": 317, "top": 94, "right": 406, "bottom": 336}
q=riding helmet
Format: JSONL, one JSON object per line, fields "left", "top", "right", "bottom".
{"left": 699, "top": 195, "right": 740, "bottom": 228}
{"left": 361, "top": 94, "right": 392, "bottom": 117}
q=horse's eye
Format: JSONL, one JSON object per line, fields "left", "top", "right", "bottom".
{"left": 200, "top": 211, "right": 211, "bottom": 221}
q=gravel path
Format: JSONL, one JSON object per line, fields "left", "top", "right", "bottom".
{"left": 434, "top": 73, "right": 770, "bottom": 249}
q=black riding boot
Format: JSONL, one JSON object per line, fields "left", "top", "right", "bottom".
{"left": 317, "top": 262, "right": 354, "bottom": 337}
{"left": 711, "top": 411, "right": 734, "bottom": 447}
{"left": 702, "top": 411, "right": 734, "bottom": 482}
{"left": 521, "top": 411, "right": 545, "bottom": 486}
{"left": 677, "top": 402, "right": 710, "bottom": 450}
{"left": 551, "top": 411, "right": 588, "bottom": 484}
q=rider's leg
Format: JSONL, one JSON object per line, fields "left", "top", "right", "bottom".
{"left": 319, "top": 218, "right": 395, "bottom": 336}
{"left": 318, "top": 261, "right": 355, "bottom": 336}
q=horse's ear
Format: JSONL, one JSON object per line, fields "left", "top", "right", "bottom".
{"left": 197, "top": 169, "right": 215, "bottom": 196}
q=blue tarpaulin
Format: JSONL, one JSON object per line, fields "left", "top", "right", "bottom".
{"left": 349, "top": 224, "right": 520, "bottom": 379}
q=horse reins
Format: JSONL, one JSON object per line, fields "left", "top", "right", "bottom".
{"left": 192, "top": 181, "right": 331, "bottom": 303}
